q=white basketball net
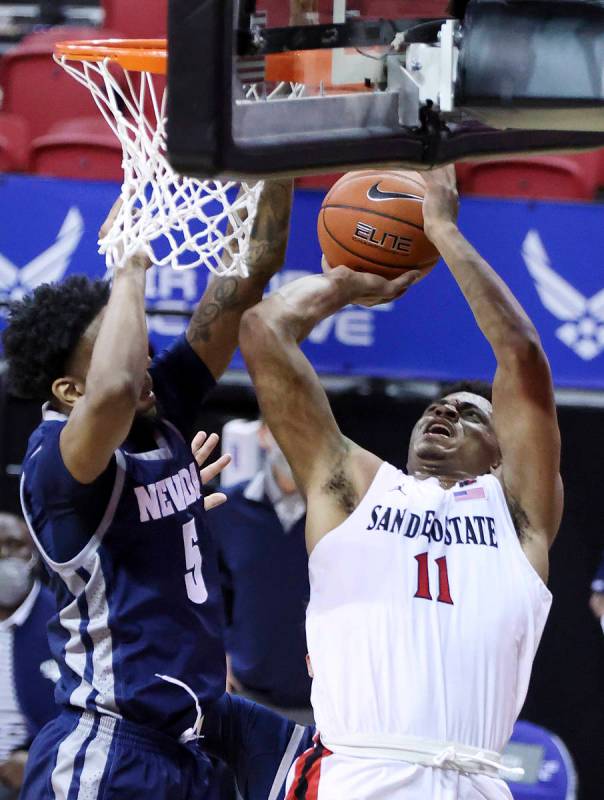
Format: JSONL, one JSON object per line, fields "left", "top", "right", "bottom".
{"left": 55, "top": 52, "right": 302, "bottom": 275}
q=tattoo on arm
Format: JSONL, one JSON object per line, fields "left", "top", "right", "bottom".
{"left": 246, "top": 182, "right": 292, "bottom": 276}
{"left": 322, "top": 441, "right": 358, "bottom": 514}
{"left": 187, "top": 181, "right": 292, "bottom": 347}
{"left": 188, "top": 277, "right": 241, "bottom": 344}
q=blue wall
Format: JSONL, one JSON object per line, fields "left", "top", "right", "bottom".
{"left": 1, "top": 175, "right": 603, "bottom": 388}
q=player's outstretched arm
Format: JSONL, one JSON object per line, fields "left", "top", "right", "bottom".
{"left": 423, "top": 167, "right": 563, "bottom": 576}
{"left": 239, "top": 267, "right": 417, "bottom": 550}
{"left": 59, "top": 202, "right": 151, "bottom": 484}
{"left": 186, "top": 179, "right": 294, "bottom": 380}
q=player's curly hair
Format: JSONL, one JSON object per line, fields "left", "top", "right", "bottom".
{"left": 440, "top": 380, "right": 493, "bottom": 404}
{"left": 2, "top": 276, "right": 110, "bottom": 401}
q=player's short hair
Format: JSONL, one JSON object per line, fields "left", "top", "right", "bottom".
{"left": 439, "top": 380, "right": 493, "bottom": 404}
{"left": 2, "top": 276, "right": 110, "bottom": 401}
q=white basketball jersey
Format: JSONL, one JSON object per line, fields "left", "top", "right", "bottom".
{"left": 306, "top": 464, "right": 552, "bottom": 755}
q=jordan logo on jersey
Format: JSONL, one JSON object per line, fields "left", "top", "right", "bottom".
{"left": 134, "top": 462, "right": 202, "bottom": 522}
{"left": 366, "top": 505, "right": 498, "bottom": 548}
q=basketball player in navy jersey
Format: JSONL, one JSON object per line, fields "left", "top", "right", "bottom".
{"left": 239, "top": 166, "right": 563, "bottom": 799}
{"left": 1, "top": 180, "right": 293, "bottom": 800}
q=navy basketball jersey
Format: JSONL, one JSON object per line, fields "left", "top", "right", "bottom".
{"left": 20, "top": 335, "right": 226, "bottom": 739}
{"left": 202, "top": 694, "right": 314, "bottom": 800}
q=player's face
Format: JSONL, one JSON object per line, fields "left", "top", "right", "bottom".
{"left": 407, "top": 392, "right": 500, "bottom": 478}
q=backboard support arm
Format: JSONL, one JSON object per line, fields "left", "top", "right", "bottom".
{"left": 167, "top": 0, "right": 604, "bottom": 180}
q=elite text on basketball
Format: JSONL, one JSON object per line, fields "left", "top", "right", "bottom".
{"left": 354, "top": 221, "right": 413, "bottom": 254}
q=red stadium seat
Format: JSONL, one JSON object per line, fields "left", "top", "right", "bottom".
{"left": 456, "top": 153, "right": 601, "bottom": 201}
{"left": 102, "top": 0, "right": 167, "bottom": 37}
{"left": 31, "top": 117, "right": 123, "bottom": 181}
{"left": 0, "top": 26, "right": 122, "bottom": 140}
{"left": 0, "top": 113, "right": 30, "bottom": 172}
{"left": 296, "top": 174, "right": 342, "bottom": 191}
{"left": 596, "top": 148, "right": 604, "bottom": 188}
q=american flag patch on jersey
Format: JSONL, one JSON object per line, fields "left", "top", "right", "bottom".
{"left": 453, "top": 486, "right": 486, "bottom": 501}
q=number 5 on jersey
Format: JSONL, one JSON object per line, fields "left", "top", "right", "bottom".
{"left": 414, "top": 552, "right": 454, "bottom": 605}
{"left": 182, "top": 519, "right": 208, "bottom": 604}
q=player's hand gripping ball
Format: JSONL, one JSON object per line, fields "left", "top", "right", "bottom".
{"left": 317, "top": 170, "right": 441, "bottom": 279}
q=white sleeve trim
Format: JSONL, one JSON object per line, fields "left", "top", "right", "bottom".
{"left": 20, "top": 449, "right": 126, "bottom": 573}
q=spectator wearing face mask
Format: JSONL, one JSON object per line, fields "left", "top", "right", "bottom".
{"left": 209, "top": 423, "right": 312, "bottom": 724}
{"left": 0, "top": 513, "right": 57, "bottom": 800}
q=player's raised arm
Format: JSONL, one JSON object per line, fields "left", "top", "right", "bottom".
{"left": 186, "top": 179, "right": 294, "bottom": 379}
{"left": 58, "top": 204, "right": 152, "bottom": 484}
{"left": 422, "top": 166, "right": 563, "bottom": 578}
{"left": 239, "top": 268, "right": 417, "bottom": 550}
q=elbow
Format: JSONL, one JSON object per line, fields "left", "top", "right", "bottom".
{"left": 239, "top": 305, "right": 265, "bottom": 343}
{"left": 239, "top": 306, "right": 265, "bottom": 359}
{"left": 239, "top": 304, "right": 287, "bottom": 362}
{"left": 497, "top": 323, "right": 549, "bottom": 368}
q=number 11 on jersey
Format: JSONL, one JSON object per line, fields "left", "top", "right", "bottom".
{"left": 414, "top": 552, "right": 454, "bottom": 605}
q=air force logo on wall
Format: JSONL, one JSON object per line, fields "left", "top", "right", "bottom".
{"left": 522, "top": 230, "right": 604, "bottom": 361}
{"left": 0, "top": 207, "right": 83, "bottom": 304}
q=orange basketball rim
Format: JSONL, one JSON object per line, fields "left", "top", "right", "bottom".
{"left": 55, "top": 39, "right": 168, "bottom": 75}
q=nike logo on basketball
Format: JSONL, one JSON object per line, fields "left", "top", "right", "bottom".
{"left": 367, "top": 183, "right": 423, "bottom": 203}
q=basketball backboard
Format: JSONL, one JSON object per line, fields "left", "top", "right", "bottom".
{"left": 166, "top": 0, "right": 604, "bottom": 180}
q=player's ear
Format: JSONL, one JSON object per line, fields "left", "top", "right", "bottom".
{"left": 492, "top": 441, "right": 502, "bottom": 471}
{"left": 305, "top": 654, "right": 314, "bottom": 679}
{"left": 52, "top": 376, "right": 84, "bottom": 410}
{"left": 490, "top": 452, "right": 503, "bottom": 475}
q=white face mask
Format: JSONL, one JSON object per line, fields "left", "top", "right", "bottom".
{"left": 0, "top": 557, "right": 34, "bottom": 609}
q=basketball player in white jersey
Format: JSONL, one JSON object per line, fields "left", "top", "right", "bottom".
{"left": 237, "top": 166, "right": 562, "bottom": 799}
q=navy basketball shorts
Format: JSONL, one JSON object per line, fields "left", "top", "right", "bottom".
{"left": 21, "top": 709, "right": 215, "bottom": 799}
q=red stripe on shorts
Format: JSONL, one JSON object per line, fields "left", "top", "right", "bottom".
{"left": 286, "top": 741, "right": 332, "bottom": 800}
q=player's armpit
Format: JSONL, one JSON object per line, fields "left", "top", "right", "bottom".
{"left": 306, "top": 440, "right": 383, "bottom": 551}
{"left": 321, "top": 437, "right": 359, "bottom": 514}
{"left": 504, "top": 485, "right": 554, "bottom": 583}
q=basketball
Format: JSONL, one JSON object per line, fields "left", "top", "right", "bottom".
{"left": 317, "top": 170, "right": 440, "bottom": 279}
